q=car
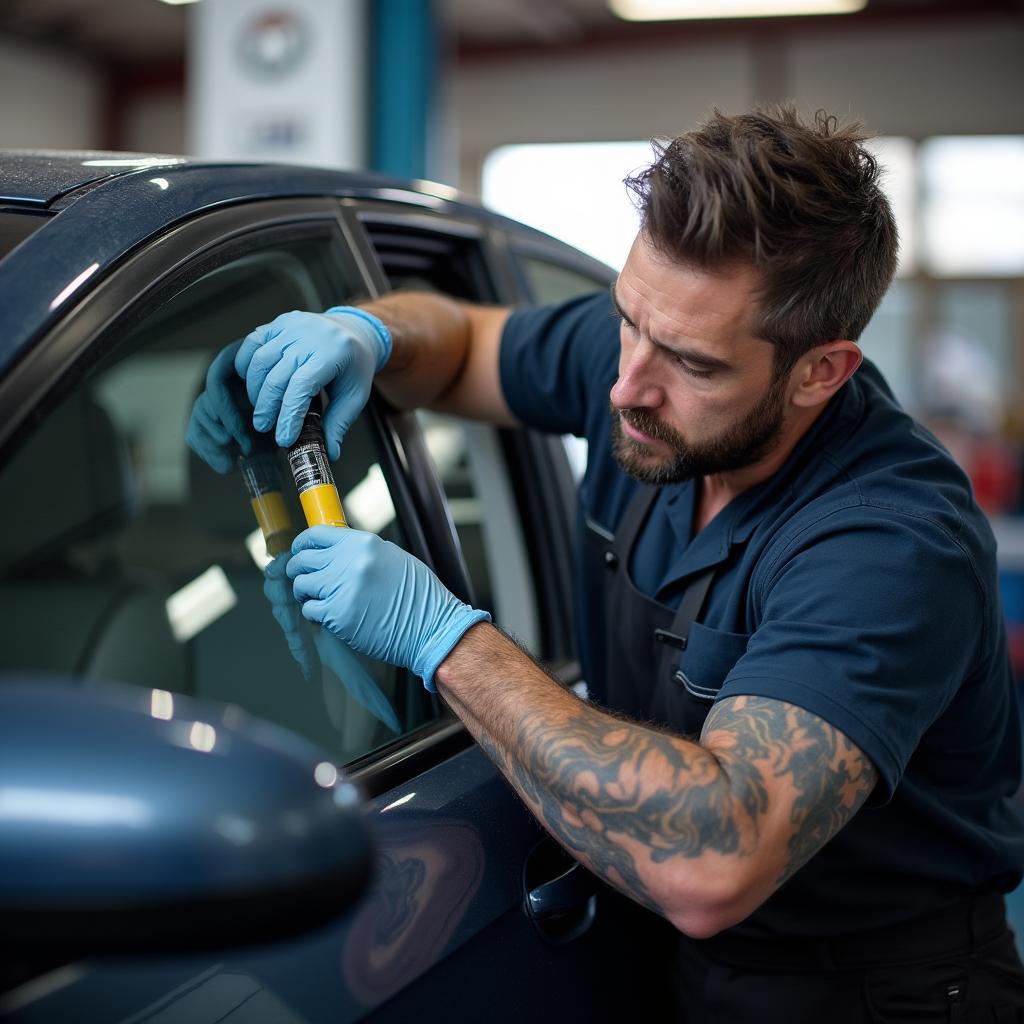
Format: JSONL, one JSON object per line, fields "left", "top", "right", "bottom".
{"left": 0, "top": 152, "right": 661, "bottom": 1022}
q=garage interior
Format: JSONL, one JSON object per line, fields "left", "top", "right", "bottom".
{"left": 1, "top": 0, "right": 1023, "bottom": 1006}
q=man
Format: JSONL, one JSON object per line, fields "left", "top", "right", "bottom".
{"left": 193, "top": 107, "right": 1024, "bottom": 1018}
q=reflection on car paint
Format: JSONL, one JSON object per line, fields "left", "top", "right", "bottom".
{"left": 342, "top": 816, "right": 484, "bottom": 1006}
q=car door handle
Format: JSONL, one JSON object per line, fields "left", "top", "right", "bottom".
{"left": 523, "top": 842, "right": 598, "bottom": 944}
{"left": 527, "top": 861, "right": 596, "bottom": 918}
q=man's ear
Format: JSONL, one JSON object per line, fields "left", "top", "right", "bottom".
{"left": 790, "top": 341, "right": 862, "bottom": 409}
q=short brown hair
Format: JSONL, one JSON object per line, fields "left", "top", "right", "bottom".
{"left": 625, "top": 105, "right": 898, "bottom": 371}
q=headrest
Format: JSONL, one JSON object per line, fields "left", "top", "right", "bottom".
{"left": 0, "top": 391, "right": 135, "bottom": 574}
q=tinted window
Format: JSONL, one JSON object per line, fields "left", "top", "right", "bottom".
{"left": 0, "top": 232, "right": 440, "bottom": 763}
{"left": 517, "top": 255, "right": 607, "bottom": 305}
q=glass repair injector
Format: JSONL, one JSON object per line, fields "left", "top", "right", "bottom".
{"left": 287, "top": 411, "right": 347, "bottom": 528}
{"left": 238, "top": 447, "right": 295, "bottom": 556}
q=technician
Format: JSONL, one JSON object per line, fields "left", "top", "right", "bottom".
{"left": 202, "top": 106, "right": 1024, "bottom": 1019}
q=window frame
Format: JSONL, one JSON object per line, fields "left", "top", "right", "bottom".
{"left": 349, "top": 204, "right": 588, "bottom": 670}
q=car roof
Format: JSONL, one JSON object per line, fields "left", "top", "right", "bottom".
{"left": 0, "top": 150, "right": 196, "bottom": 207}
{"left": 0, "top": 151, "right": 582, "bottom": 376}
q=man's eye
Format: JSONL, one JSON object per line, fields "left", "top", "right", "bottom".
{"left": 675, "top": 357, "right": 713, "bottom": 379}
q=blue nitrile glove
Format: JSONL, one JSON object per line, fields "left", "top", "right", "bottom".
{"left": 286, "top": 525, "right": 490, "bottom": 692}
{"left": 186, "top": 340, "right": 252, "bottom": 473}
{"left": 234, "top": 307, "right": 392, "bottom": 461}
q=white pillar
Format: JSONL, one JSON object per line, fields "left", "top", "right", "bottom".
{"left": 187, "top": 0, "right": 367, "bottom": 169}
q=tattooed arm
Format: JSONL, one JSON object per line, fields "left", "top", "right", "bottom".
{"left": 436, "top": 623, "right": 877, "bottom": 937}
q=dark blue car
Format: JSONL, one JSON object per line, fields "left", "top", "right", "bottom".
{"left": 0, "top": 153, "right": 644, "bottom": 1021}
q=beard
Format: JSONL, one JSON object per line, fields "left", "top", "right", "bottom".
{"left": 610, "top": 371, "right": 789, "bottom": 485}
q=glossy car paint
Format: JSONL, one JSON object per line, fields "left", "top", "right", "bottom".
{"left": 0, "top": 678, "right": 372, "bottom": 949}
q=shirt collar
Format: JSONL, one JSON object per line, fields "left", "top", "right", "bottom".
{"left": 657, "top": 370, "right": 865, "bottom": 581}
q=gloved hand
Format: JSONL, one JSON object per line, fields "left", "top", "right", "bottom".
{"left": 265, "top": 554, "right": 401, "bottom": 732}
{"left": 287, "top": 526, "right": 490, "bottom": 692}
{"left": 234, "top": 306, "right": 392, "bottom": 461}
{"left": 186, "top": 340, "right": 253, "bottom": 473}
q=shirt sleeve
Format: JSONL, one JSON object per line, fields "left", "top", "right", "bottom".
{"left": 499, "top": 290, "right": 618, "bottom": 437}
{"left": 719, "top": 503, "right": 989, "bottom": 803}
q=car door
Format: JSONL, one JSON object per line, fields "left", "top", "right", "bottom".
{"left": 0, "top": 194, "right": 646, "bottom": 1023}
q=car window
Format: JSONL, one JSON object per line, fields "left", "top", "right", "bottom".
{"left": 515, "top": 252, "right": 614, "bottom": 483}
{"left": 0, "top": 232, "right": 440, "bottom": 764}
{"left": 516, "top": 254, "right": 607, "bottom": 305}
{"left": 362, "top": 215, "right": 542, "bottom": 652}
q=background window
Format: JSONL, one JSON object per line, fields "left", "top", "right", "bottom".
{"left": 482, "top": 141, "right": 655, "bottom": 270}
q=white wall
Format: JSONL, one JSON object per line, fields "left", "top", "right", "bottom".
{"left": 455, "top": 18, "right": 1024, "bottom": 194}
{"left": 0, "top": 36, "right": 102, "bottom": 150}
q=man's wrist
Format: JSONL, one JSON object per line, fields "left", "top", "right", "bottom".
{"left": 322, "top": 305, "right": 393, "bottom": 370}
{"left": 433, "top": 620, "right": 499, "bottom": 695}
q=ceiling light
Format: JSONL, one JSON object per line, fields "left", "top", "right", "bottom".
{"left": 158, "top": 0, "right": 202, "bottom": 6}
{"left": 610, "top": 0, "right": 866, "bottom": 20}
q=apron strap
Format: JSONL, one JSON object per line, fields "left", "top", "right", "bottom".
{"left": 612, "top": 484, "right": 717, "bottom": 651}
{"left": 611, "top": 484, "right": 659, "bottom": 561}
{"left": 654, "top": 566, "right": 717, "bottom": 651}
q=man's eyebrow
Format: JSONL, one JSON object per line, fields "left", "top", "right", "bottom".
{"left": 609, "top": 282, "right": 634, "bottom": 326}
{"left": 609, "top": 281, "right": 733, "bottom": 373}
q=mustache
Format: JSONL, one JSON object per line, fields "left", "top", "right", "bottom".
{"left": 612, "top": 404, "right": 680, "bottom": 445}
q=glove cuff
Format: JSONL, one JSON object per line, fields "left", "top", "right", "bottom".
{"left": 416, "top": 607, "right": 492, "bottom": 693}
{"left": 323, "top": 305, "right": 393, "bottom": 371}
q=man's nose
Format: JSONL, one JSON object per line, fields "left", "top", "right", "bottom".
{"left": 610, "top": 340, "right": 661, "bottom": 410}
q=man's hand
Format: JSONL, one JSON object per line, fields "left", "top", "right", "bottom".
{"left": 186, "top": 340, "right": 252, "bottom": 473}
{"left": 286, "top": 525, "right": 490, "bottom": 691}
{"left": 234, "top": 307, "right": 392, "bottom": 460}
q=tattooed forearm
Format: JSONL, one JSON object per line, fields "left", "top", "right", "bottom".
{"left": 438, "top": 626, "right": 877, "bottom": 928}
{"left": 702, "top": 696, "right": 877, "bottom": 886}
{"left": 506, "top": 710, "right": 753, "bottom": 912}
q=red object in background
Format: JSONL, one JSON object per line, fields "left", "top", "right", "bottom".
{"left": 969, "top": 439, "right": 1021, "bottom": 516}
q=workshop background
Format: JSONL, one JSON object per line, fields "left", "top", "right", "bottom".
{"left": 2, "top": 0, "right": 1023, "bottom": 937}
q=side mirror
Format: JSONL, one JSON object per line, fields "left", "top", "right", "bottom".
{"left": 0, "top": 675, "right": 373, "bottom": 956}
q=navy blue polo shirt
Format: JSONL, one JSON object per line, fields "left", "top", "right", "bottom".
{"left": 500, "top": 289, "right": 1024, "bottom": 935}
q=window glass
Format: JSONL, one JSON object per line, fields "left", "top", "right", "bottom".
{"left": 516, "top": 253, "right": 612, "bottom": 483}
{"left": 0, "top": 233, "right": 438, "bottom": 763}
{"left": 857, "top": 280, "right": 918, "bottom": 409}
{"left": 865, "top": 136, "right": 917, "bottom": 277}
{"left": 517, "top": 257, "right": 607, "bottom": 307}
{"left": 482, "top": 141, "right": 655, "bottom": 270}
{"left": 921, "top": 136, "right": 1024, "bottom": 277}
{"left": 923, "top": 282, "right": 1015, "bottom": 430}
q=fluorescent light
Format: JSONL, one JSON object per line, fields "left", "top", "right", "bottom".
{"left": 158, "top": 0, "right": 202, "bottom": 6}
{"left": 610, "top": 0, "right": 866, "bottom": 19}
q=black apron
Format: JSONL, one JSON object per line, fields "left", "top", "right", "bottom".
{"left": 582, "top": 484, "right": 1024, "bottom": 1021}
{"left": 588, "top": 483, "right": 742, "bottom": 737}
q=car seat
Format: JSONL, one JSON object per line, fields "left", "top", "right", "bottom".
{"left": 0, "top": 390, "right": 188, "bottom": 692}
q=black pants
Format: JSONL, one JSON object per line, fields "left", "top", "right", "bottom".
{"left": 665, "top": 894, "right": 1024, "bottom": 1023}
